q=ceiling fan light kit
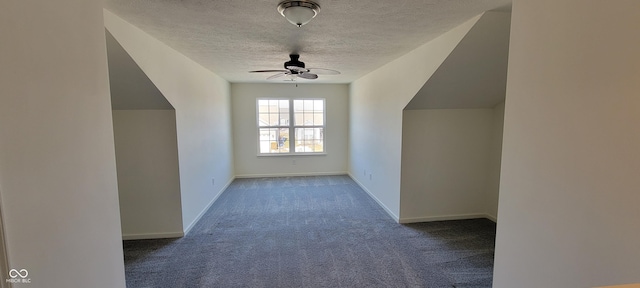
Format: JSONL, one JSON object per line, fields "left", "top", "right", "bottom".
{"left": 277, "top": 0, "right": 320, "bottom": 27}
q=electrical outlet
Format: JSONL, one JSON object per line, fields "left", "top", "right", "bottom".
{"left": 369, "top": 173, "right": 372, "bottom": 180}
{"left": 292, "top": 159, "right": 296, "bottom": 165}
{"left": 212, "top": 178, "right": 215, "bottom": 186}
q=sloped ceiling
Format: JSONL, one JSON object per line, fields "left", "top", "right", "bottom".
{"left": 104, "top": 0, "right": 511, "bottom": 83}
{"left": 405, "top": 11, "right": 511, "bottom": 109}
{"left": 106, "top": 30, "right": 174, "bottom": 110}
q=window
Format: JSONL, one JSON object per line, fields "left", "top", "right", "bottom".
{"left": 258, "top": 98, "right": 325, "bottom": 154}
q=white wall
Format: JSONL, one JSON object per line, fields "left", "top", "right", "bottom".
{"left": 493, "top": 1, "right": 640, "bottom": 287}
{"left": 112, "top": 110, "right": 183, "bottom": 239}
{"left": 0, "top": 1, "right": 126, "bottom": 287}
{"left": 400, "top": 108, "right": 501, "bottom": 222}
{"left": 231, "top": 83, "right": 349, "bottom": 177}
{"left": 104, "top": 10, "right": 234, "bottom": 233}
{"left": 349, "top": 15, "right": 481, "bottom": 220}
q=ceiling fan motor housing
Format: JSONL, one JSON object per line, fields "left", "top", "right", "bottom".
{"left": 284, "top": 54, "right": 305, "bottom": 71}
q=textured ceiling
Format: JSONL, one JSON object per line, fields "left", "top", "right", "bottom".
{"left": 104, "top": 0, "right": 511, "bottom": 83}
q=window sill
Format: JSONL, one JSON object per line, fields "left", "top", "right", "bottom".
{"left": 257, "top": 153, "right": 327, "bottom": 157}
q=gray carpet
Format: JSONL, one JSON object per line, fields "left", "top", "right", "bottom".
{"left": 123, "top": 175, "right": 496, "bottom": 288}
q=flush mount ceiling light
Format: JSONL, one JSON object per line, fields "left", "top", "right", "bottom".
{"left": 277, "top": 0, "right": 321, "bottom": 27}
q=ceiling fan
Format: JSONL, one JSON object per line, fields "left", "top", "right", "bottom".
{"left": 249, "top": 54, "right": 340, "bottom": 81}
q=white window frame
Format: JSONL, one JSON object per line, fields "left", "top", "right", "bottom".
{"left": 257, "top": 98, "right": 326, "bottom": 156}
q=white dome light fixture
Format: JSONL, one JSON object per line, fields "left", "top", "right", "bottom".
{"left": 277, "top": 0, "right": 321, "bottom": 27}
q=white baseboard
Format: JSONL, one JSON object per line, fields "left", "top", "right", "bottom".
{"left": 399, "top": 213, "right": 496, "bottom": 224}
{"left": 347, "top": 173, "right": 400, "bottom": 223}
{"left": 182, "top": 176, "right": 235, "bottom": 236}
{"left": 122, "top": 231, "right": 184, "bottom": 240}
{"left": 235, "top": 171, "right": 348, "bottom": 178}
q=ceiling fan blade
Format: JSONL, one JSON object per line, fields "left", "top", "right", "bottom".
{"left": 297, "top": 72, "right": 318, "bottom": 79}
{"left": 307, "top": 68, "right": 341, "bottom": 75}
{"left": 266, "top": 72, "right": 288, "bottom": 80}
{"left": 249, "top": 69, "right": 289, "bottom": 73}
